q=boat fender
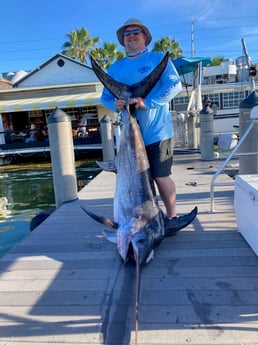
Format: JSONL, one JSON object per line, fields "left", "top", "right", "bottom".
{"left": 30, "top": 210, "right": 53, "bottom": 231}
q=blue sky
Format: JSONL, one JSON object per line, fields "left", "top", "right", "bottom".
{"left": 1, "top": 0, "right": 258, "bottom": 74}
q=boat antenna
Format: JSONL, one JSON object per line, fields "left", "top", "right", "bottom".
{"left": 241, "top": 38, "right": 256, "bottom": 92}
{"left": 191, "top": 16, "right": 195, "bottom": 57}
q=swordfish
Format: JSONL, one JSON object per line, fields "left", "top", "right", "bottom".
{"left": 81, "top": 53, "right": 196, "bottom": 343}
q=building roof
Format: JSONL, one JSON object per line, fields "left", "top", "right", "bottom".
{"left": 12, "top": 53, "right": 99, "bottom": 88}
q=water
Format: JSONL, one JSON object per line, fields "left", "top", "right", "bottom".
{"left": 0, "top": 159, "right": 101, "bottom": 258}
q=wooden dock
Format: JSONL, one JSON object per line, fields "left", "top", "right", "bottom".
{"left": 1, "top": 153, "right": 258, "bottom": 345}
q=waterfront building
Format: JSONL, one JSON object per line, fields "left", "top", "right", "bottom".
{"left": 0, "top": 54, "right": 117, "bottom": 147}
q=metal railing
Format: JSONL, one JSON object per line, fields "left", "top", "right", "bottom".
{"left": 210, "top": 119, "right": 258, "bottom": 212}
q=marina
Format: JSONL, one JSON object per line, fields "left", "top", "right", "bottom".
{"left": 0, "top": 152, "right": 258, "bottom": 344}
{"left": 0, "top": 33, "right": 258, "bottom": 344}
{"left": 1, "top": 5, "right": 258, "bottom": 344}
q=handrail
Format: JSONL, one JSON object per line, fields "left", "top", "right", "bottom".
{"left": 210, "top": 120, "right": 255, "bottom": 212}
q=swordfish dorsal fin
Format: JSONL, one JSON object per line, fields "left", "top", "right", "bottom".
{"left": 90, "top": 52, "right": 169, "bottom": 100}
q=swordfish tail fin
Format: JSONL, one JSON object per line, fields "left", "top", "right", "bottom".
{"left": 96, "top": 160, "right": 117, "bottom": 173}
{"left": 90, "top": 56, "right": 131, "bottom": 100}
{"left": 130, "top": 51, "right": 169, "bottom": 98}
{"left": 90, "top": 52, "right": 169, "bottom": 101}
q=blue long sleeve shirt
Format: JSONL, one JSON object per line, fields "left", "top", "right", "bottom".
{"left": 101, "top": 51, "right": 182, "bottom": 146}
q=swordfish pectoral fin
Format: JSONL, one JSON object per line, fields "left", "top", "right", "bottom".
{"left": 80, "top": 205, "right": 118, "bottom": 229}
{"left": 103, "top": 229, "right": 118, "bottom": 244}
{"left": 96, "top": 160, "right": 117, "bottom": 173}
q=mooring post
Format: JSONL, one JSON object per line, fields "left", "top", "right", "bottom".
{"left": 47, "top": 107, "right": 78, "bottom": 208}
{"left": 187, "top": 111, "right": 199, "bottom": 149}
{"left": 239, "top": 91, "right": 258, "bottom": 174}
{"left": 199, "top": 97, "right": 214, "bottom": 161}
{"left": 0, "top": 115, "right": 5, "bottom": 144}
{"left": 114, "top": 113, "right": 122, "bottom": 153}
{"left": 100, "top": 115, "right": 115, "bottom": 161}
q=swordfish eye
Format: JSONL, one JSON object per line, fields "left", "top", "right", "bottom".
{"left": 134, "top": 231, "right": 147, "bottom": 245}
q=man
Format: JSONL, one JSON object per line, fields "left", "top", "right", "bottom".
{"left": 101, "top": 18, "right": 197, "bottom": 234}
{"left": 77, "top": 114, "right": 88, "bottom": 138}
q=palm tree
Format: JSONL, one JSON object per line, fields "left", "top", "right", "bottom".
{"left": 210, "top": 56, "right": 224, "bottom": 66}
{"left": 91, "top": 42, "right": 125, "bottom": 70}
{"left": 152, "top": 36, "right": 183, "bottom": 60}
{"left": 62, "top": 27, "right": 99, "bottom": 64}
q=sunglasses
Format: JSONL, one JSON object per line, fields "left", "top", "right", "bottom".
{"left": 123, "top": 29, "right": 143, "bottom": 37}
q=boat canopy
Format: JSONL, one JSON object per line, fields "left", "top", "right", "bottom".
{"left": 173, "top": 57, "right": 212, "bottom": 75}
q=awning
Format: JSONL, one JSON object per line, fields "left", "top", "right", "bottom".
{"left": 173, "top": 57, "right": 212, "bottom": 75}
{"left": 0, "top": 91, "right": 102, "bottom": 113}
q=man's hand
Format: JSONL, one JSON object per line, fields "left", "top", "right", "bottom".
{"left": 115, "top": 97, "right": 145, "bottom": 112}
{"left": 115, "top": 99, "right": 127, "bottom": 112}
{"left": 129, "top": 97, "right": 145, "bottom": 109}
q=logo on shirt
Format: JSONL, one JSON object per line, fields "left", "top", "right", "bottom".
{"left": 138, "top": 66, "right": 152, "bottom": 74}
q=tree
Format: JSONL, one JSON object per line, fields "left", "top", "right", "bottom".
{"left": 62, "top": 27, "right": 99, "bottom": 65}
{"left": 152, "top": 36, "right": 183, "bottom": 60}
{"left": 62, "top": 28, "right": 183, "bottom": 67}
{"left": 210, "top": 56, "right": 224, "bottom": 66}
{"left": 91, "top": 42, "right": 125, "bottom": 70}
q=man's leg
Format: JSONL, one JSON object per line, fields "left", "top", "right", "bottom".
{"left": 155, "top": 175, "right": 197, "bottom": 235}
{"left": 155, "top": 176, "right": 177, "bottom": 218}
{"left": 146, "top": 139, "right": 197, "bottom": 234}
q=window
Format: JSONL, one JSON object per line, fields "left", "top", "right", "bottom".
{"left": 174, "top": 96, "right": 189, "bottom": 106}
{"left": 223, "top": 91, "right": 245, "bottom": 108}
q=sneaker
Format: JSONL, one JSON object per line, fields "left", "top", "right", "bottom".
{"left": 165, "top": 206, "right": 198, "bottom": 236}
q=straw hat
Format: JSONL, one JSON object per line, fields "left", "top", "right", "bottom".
{"left": 116, "top": 18, "right": 152, "bottom": 46}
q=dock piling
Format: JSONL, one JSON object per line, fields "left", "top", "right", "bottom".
{"left": 100, "top": 115, "right": 115, "bottom": 161}
{"left": 48, "top": 107, "right": 78, "bottom": 207}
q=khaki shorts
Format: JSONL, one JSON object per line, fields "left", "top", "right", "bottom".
{"left": 145, "top": 138, "right": 173, "bottom": 178}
